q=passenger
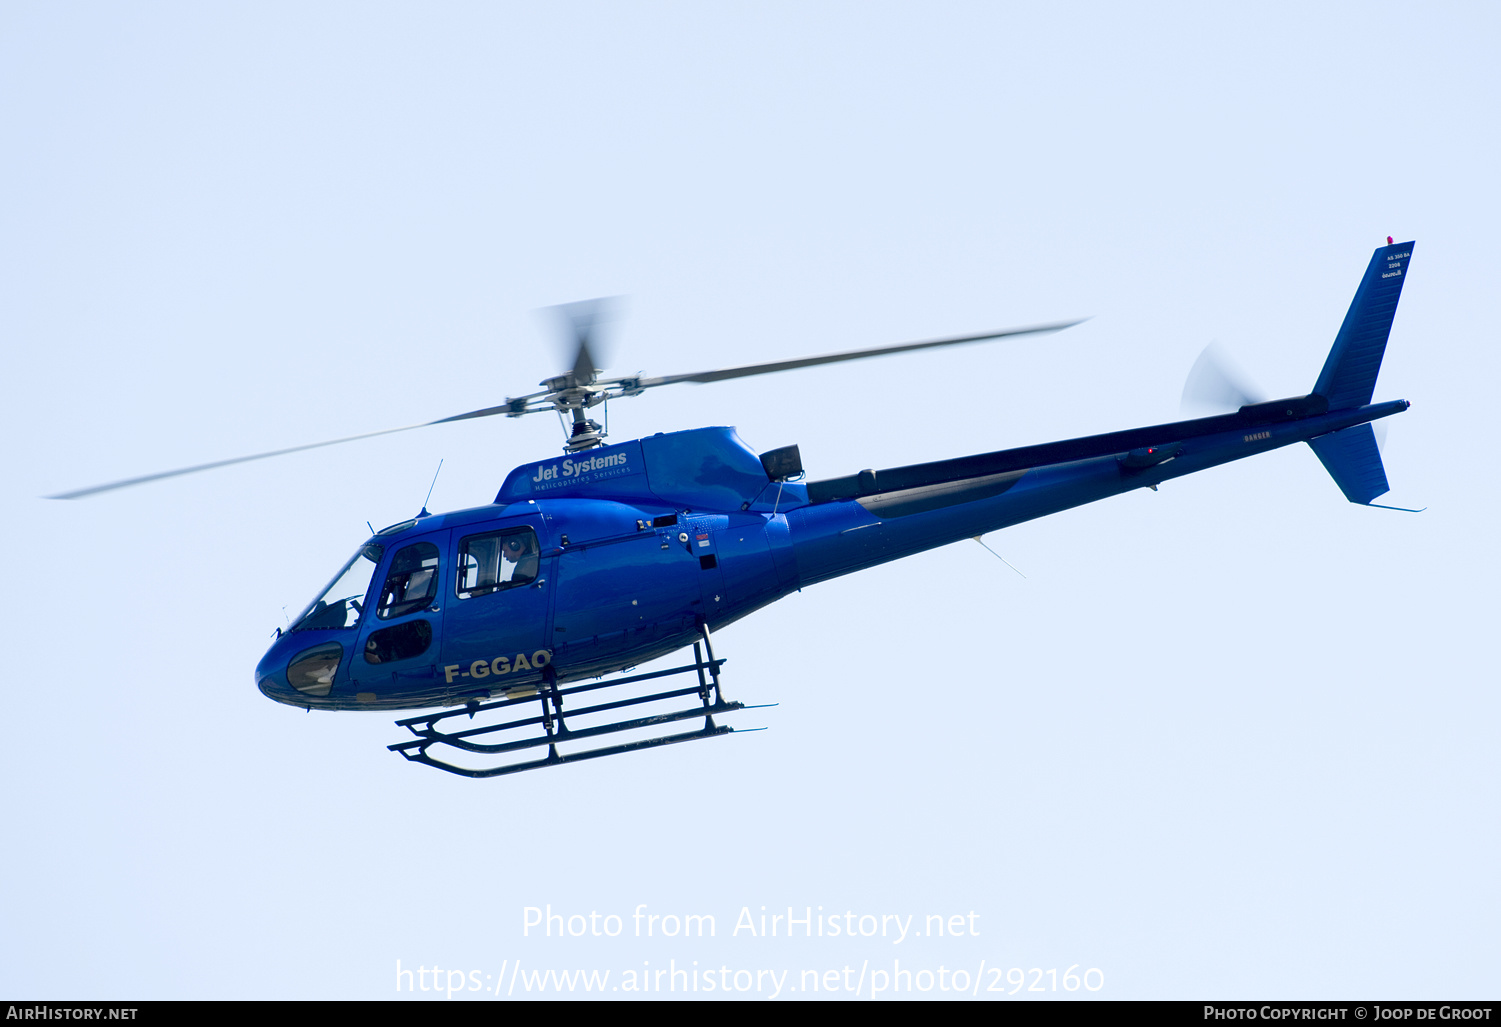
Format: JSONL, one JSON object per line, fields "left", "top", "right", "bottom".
{"left": 501, "top": 532, "right": 539, "bottom": 584}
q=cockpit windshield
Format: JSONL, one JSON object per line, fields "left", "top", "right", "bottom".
{"left": 290, "top": 542, "right": 384, "bottom": 631}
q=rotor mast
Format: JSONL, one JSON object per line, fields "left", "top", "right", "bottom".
{"left": 540, "top": 369, "right": 609, "bottom": 452}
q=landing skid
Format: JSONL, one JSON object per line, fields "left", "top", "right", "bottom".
{"left": 388, "top": 625, "right": 768, "bottom": 777}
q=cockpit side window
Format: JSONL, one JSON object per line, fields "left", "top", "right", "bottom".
{"left": 456, "top": 528, "right": 539, "bottom": 599}
{"left": 376, "top": 542, "right": 441, "bottom": 619}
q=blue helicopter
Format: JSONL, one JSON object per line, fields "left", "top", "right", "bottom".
{"left": 54, "top": 241, "right": 1415, "bottom": 777}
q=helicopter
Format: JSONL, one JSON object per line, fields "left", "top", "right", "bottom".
{"left": 53, "top": 240, "right": 1416, "bottom": 778}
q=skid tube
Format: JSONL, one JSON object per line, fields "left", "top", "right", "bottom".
{"left": 389, "top": 624, "right": 768, "bottom": 778}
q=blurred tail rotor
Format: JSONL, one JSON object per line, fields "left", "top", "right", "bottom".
{"left": 1180, "top": 342, "right": 1266, "bottom": 414}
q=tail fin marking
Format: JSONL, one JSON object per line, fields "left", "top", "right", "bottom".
{"left": 1312, "top": 241, "right": 1414, "bottom": 410}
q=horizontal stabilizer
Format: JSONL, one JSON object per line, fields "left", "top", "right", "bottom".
{"left": 1308, "top": 424, "right": 1389, "bottom": 505}
{"left": 1313, "top": 241, "right": 1413, "bottom": 409}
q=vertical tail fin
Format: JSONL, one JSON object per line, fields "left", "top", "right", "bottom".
{"left": 1312, "top": 241, "right": 1413, "bottom": 409}
{"left": 1307, "top": 240, "right": 1414, "bottom": 505}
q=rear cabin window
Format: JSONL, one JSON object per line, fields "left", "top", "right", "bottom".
{"left": 457, "top": 528, "right": 539, "bottom": 598}
{"left": 376, "top": 542, "right": 440, "bottom": 619}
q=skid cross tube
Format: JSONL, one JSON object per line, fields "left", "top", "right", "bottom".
{"left": 388, "top": 627, "right": 761, "bottom": 778}
{"left": 392, "top": 685, "right": 738, "bottom": 755}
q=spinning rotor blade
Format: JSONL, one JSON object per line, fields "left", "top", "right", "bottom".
{"left": 51, "top": 391, "right": 593, "bottom": 499}
{"left": 627, "top": 319, "right": 1087, "bottom": 391}
{"left": 50, "top": 301, "right": 622, "bottom": 500}
{"left": 50, "top": 313, "right": 1082, "bottom": 499}
{"left": 45, "top": 414, "right": 501, "bottom": 499}
{"left": 553, "top": 297, "right": 621, "bottom": 388}
{"left": 1180, "top": 342, "right": 1266, "bottom": 413}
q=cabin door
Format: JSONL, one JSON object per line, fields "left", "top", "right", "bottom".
{"left": 438, "top": 518, "right": 554, "bottom": 701}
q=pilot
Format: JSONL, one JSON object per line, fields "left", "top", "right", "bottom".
{"left": 500, "top": 532, "right": 539, "bottom": 584}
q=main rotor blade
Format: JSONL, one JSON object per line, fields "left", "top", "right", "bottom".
{"left": 51, "top": 315, "right": 1081, "bottom": 499}
{"left": 45, "top": 411, "right": 513, "bottom": 500}
{"left": 631, "top": 319, "right": 1086, "bottom": 390}
{"left": 552, "top": 297, "right": 621, "bottom": 388}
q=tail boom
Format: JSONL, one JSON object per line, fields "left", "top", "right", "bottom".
{"left": 787, "top": 398, "right": 1409, "bottom": 587}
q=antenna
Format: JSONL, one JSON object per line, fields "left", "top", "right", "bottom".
{"left": 973, "top": 535, "right": 1026, "bottom": 578}
{"left": 420, "top": 459, "right": 444, "bottom": 516}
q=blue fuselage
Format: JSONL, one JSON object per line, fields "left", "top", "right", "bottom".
{"left": 256, "top": 401, "right": 1405, "bottom": 712}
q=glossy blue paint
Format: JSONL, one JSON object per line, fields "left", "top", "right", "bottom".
{"left": 1315, "top": 242, "right": 1414, "bottom": 410}
{"left": 1309, "top": 423, "right": 1389, "bottom": 505}
{"left": 493, "top": 426, "right": 769, "bottom": 511}
{"left": 257, "top": 243, "right": 1415, "bottom": 714}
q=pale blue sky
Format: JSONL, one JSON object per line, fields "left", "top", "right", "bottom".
{"left": 2, "top": 1, "right": 1496, "bottom": 1000}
